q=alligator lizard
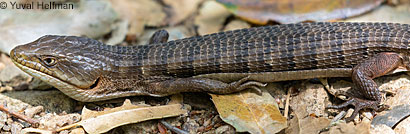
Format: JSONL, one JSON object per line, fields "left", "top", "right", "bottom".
{"left": 9, "top": 22, "right": 410, "bottom": 121}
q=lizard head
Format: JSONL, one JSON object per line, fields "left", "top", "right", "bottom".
{"left": 10, "top": 35, "right": 103, "bottom": 97}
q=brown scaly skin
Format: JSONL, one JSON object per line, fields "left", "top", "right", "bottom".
{"left": 327, "top": 52, "right": 407, "bottom": 121}
{"left": 9, "top": 22, "right": 410, "bottom": 121}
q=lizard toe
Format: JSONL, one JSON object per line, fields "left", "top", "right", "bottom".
{"left": 327, "top": 97, "right": 382, "bottom": 122}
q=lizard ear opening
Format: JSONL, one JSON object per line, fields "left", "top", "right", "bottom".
{"left": 89, "top": 77, "right": 100, "bottom": 89}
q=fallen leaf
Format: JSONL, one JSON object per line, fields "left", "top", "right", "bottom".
{"left": 21, "top": 128, "right": 53, "bottom": 134}
{"left": 210, "top": 90, "right": 287, "bottom": 134}
{"left": 194, "top": 1, "right": 231, "bottom": 35}
{"left": 105, "top": 19, "right": 129, "bottom": 45}
{"left": 345, "top": 4, "right": 410, "bottom": 24}
{"left": 329, "top": 121, "right": 371, "bottom": 134}
{"left": 223, "top": 19, "right": 251, "bottom": 31}
{"left": 81, "top": 99, "right": 148, "bottom": 120}
{"left": 163, "top": 0, "right": 203, "bottom": 25}
{"left": 110, "top": 0, "right": 166, "bottom": 36}
{"left": 286, "top": 116, "right": 331, "bottom": 134}
{"left": 57, "top": 100, "right": 187, "bottom": 133}
{"left": 217, "top": 0, "right": 383, "bottom": 24}
{"left": 69, "top": 128, "right": 86, "bottom": 134}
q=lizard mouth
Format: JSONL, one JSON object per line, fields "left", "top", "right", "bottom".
{"left": 9, "top": 48, "right": 100, "bottom": 90}
{"left": 10, "top": 48, "right": 71, "bottom": 87}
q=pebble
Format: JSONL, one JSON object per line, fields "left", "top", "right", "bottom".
{"left": 10, "top": 123, "right": 22, "bottom": 134}
{"left": 215, "top": 125, "right": 235, "bottom": 134}
{"left": 24, "top": 106, "right": 44, "bottom": 118}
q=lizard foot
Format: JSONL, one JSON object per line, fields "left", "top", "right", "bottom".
{"left": 228, "top": 76, "right": 267, "bottom": 95}
{"left": 326, "top": 98, "right": 387, "bottom": 122}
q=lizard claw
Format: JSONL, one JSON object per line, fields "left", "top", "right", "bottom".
{"left": 326, "top": 97, "right": 383, "bottom": 122}
{"left": 230, "top": 76, "right": 267, "bottom": 95}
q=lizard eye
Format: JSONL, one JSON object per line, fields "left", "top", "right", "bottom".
{"left": 41, "top": 56, "right": 57, "bottom": 66}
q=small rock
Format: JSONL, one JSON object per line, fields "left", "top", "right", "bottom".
{"left": 116, "top": 120, "right": 159, "bottom": 133}
{"left": 0, "top": 112, "right": 7, "bottom": 129}
{"left": 10, "top": 122, "right": 22, "bottom": 134}
{"left": 59, "top": 130, "right": 70, "bottom": 134}
{"left": 40, "top": 113, "right": 81, "bottom": 130}
{"left": 371, "top": 124, "right": 395, "bottom": 134}
{"left": 3, "top": 124, "right": 11, "bottom": 131}
{"left": 24, "top": 106, "right": 44, "bottom": 118}
{"left": 6, "top": 118, "right": 13, "bottom": 126}
{"left": 203, "top": 118, "right": 212, "bottom": 127}
{"left": 362, "top": 112, "right": 374, "bottom": 120}
{"left": 215, "top": 125, "right": 235, "bottom": 134}
{"left": 3, "top": 90, "right": 75, "bottom": 113}
{"left": 290, "top": 84, "right": 329, "bottom": 118}
{"left": 183, "top": 118, "right": 200, "bottom": 133}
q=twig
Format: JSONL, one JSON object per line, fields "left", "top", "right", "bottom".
{"left": 284, "top": 86, "right": 292, "bottom": 118}
{"left": 160, "top": 120, "right": 189, "bottom": 134}
{"left": 319, "top": 111, "right": 346, "bottom": 133}
{"left": 0, "top": 104, "right": 39, "bottom": 127}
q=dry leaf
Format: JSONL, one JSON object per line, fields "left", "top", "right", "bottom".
{"left": 21, "top": 128, "right": 53, "bottom": 134}
{"left": 287, "top": 116, "right": 331, "bottom": 134}
{"left": 58, "top": 100, "right": 187, "bottom": 133}
{"left": 110, "top": 0, "right": 166, "bottom": 36}
{"left": 217, "top": 0, "right": 383, "bottom": 24}
{"left": 163, "top": 0, "right": 203, "bottom": 25}
{"left": 81, "top": 99, "right": 148, "bottom": 120}
{"left": 69, "top": 128, "right": 86, "bottom": 134}
{"left": 345, "top": 4, "right": 410, "bottom": 24}
{"left": 210, "top": 90, "right": 287, "bottom": 134}
{"left": 224, "top": 20, "right": 251, "bottom": 31}
{"left": 194, "top": 1, "right": 231, "bottom": 35}
{"left": 329, "top": 122, "right": 371, "bottom": 134}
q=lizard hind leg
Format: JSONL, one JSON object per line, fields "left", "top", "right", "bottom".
{"left": 326, "top": 52, "right": 405, "bottom": 121}
{"left": 149, "top": 76, "right": 267, "bottom": 96}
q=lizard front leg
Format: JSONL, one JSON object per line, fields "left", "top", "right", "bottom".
{"left": 327, "top": 52, "right": 407, "bottom": 121}
{"left": 148, "top": 76, "right": 266, "bottom": 96}
{"left": 149, "top": 29, "right": 169, "bottom": 44}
